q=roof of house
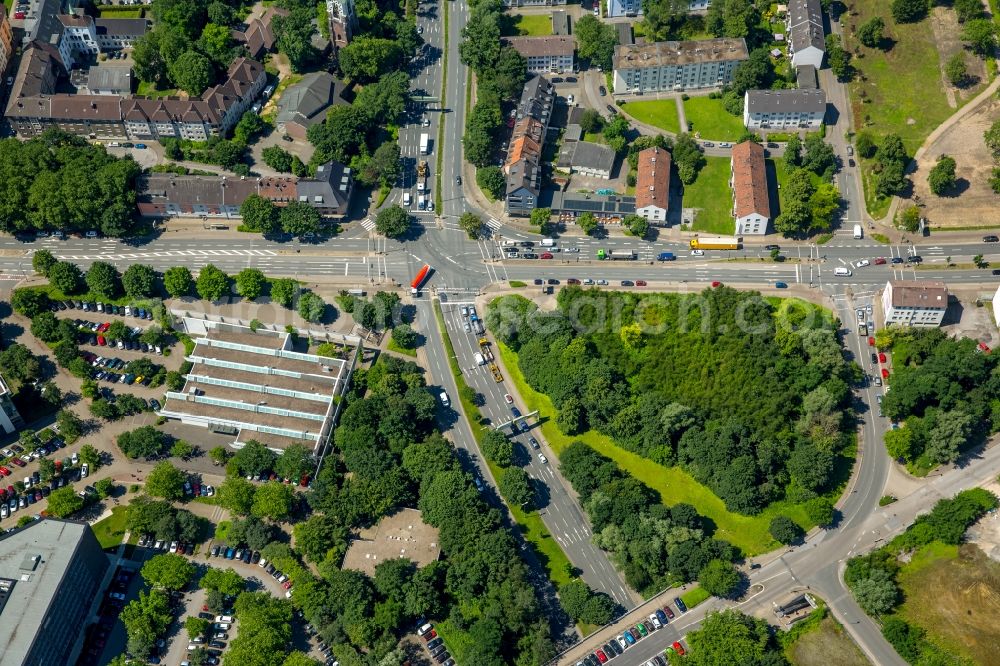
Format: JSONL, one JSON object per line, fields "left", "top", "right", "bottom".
{"left": 615, "top": 22, "right": 634, "bottom": 46}
{"left": 552, "top": 10, "right": 571, "bottom": 35}
{"left": 506, "top": 157, "right": 542, "bottom": 197}
{"left": 614, "top": 38, "right": 748, "bottom": 70}
{"left": 138, "top": 173, "right": 299, "bottom": 208}
{"left": 5, "top": 40, "right": 61, "bottom": 114}
{"left": 558, "top": 140, "right": 615, "bottom": 173}
{"left": 95, "top": 17, "right": 149, "bottom": 38}
{"left": 888, "top": 281, "right": 949, "bottom": 309}
{"left": 795, "top": 64, "right": 817, "bottom": 88}
{"left": 787, "top": 0, "right": 825, "bottom": 53}
{"left": 275, "top": 72, "right": 347, "bottom": 129}
{"left": 563, "top": 123, "right": 582, "bottom": 142}
{"left": 635, "top": 146, "right": 671, "bottom": 211}
{"left": 515, "top": 74, "right": 555, "bottom": 125}
{"left": 57, "top": 13, "right": 91, "bottom": 28}
{"left": 504, "top": 35, "right": 575, "bottom": 58}
{"left": 296, "top": 160, "right": 353, "bottom": 212}
{"left": 25, "top": 0, "right": 65, "bottom": 45}
{"left": 730, "top": 141, "right": 771, "bottom": 220}
{"left": 234, "top": 8, "right": 286, "bottom": 56}
{"left": 86, "top": 65, "right": 131, "bottom": 91}
{"left": 745, "top": 88, "right": 826, "bottom": 115}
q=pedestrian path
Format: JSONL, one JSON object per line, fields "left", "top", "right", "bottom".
{"left": 52, "top": 249, "right": 279, "bottom": 260}
{"left": 360, "top": 217, "right": 376, "bottom": 231}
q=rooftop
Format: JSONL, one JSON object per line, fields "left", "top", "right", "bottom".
{"left": 635, "top": 146, "right": 671, "bottom": 211}
{"left": 745, "top": 88, "right": 826, "bottom": 114}
{"left": 614, "top": 38, "right": 749, "bottom": 70}
{"left": 730, "top": 141, "right": 771, "bottom": 220}
{"left": 504, "top": 35, "right": 575, "bottom": 57}
{"left": 795, "top": 64, "right": 817, "bottom": 89}
{"left": 786, "top": 0, "right": 825, "bottom": 52}
{"left": 342, "top": 509, "right": 441, "bottom": 576}
{"left": 275, "top": 72, "right": 348, "bottom": 129}
{"left": 558, "top": 139, "right": 615, "bottom": 174}
{"left": 888, "top": 281, "right": 949, "bottom": 309}
{"left": 86, "top": 65, "right": 131, "bottom": 93}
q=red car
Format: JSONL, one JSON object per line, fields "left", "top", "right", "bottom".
{"left": 978, "top": 342, "right": 992, "bottom": 354}
{"left": 98, "top": 322, "right": 111, "bottom": 332}
{"left": 299, "top": 474, "right": 310, "bottom": 487}
{"left": 282, "top": 580, "right": 293, "bottom": 589}
{"left": 595, "top": 649, "right": 608, "bottom": 664}
{"left": 881, "top": 368, "right": 890, "bottom": 379}
{"left": 13, "top": 12, "right": 24, "bottom": 18}
{"left": 0, "top": 467, "right": 9, "bottom": 476}
{"left": 868, "top": 337, "right": 875, "bottom": 347}
{"left": 878, "top": 352, "right": 887, "bottom": 363}
{"left": 636, "top": 280, "right": 647, "bottom": 286}
{"left": 672, "top": 641, "right": 686, "bottom": 656}
{"left": 711, "top": 281, "right": 722, "bottom": 287}
{"left": 874, "top": 257, "right": 887, "bottom": 265}
{"left": 422, "top": 629, "right": 437, "bottom": 642}
{"left": 540, "top": 252, "right": 553, "bottom": 259}
{"left": 97, "top": 335, "right": 106, "bottom": 346}
{"left": 663, "top": 604, "right": 675, "bottom": 619}
{"left": 567, "top": 278, "right": 581, "bottom": 285}
{"left": 10, "top": 458, "right": 24, "bottom": 467}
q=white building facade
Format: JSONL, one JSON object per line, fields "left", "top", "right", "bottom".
{"left": 882, "top": 280, "right": 949, "bottom": 327}
{"left": 613, "top": 38, "right": 748, "bottom": 94}
{"left": 743, "top": 89, "right": 826, "bottom": 130}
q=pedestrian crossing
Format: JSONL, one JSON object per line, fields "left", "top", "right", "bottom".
{"left": 360, "top": 217, "right": 376, "bottom": 231}
{"left": 486, "top": 218, "right": 503, "bottom": 231}
{"left": 50, "top": 249, "right": 279, "bottom": 260}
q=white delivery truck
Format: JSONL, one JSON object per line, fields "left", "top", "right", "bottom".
{"left": 541, "top": 238, "right": 556, "bottom": 247}
{"left": 418, "top": 195, "right": 426, "bottom": 210}
{"left": 419, "top": 133, "right": 429, "bottom": 155}
{"left": 402, "top": 192, "right": 411, "bottom": 206}
{"left": 853, "top": 224, "right": 863, "bottom": 239}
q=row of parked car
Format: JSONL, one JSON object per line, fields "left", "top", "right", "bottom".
{"left": 416, "top": 622, "right": 454, "bottom": 665}
{"left": 185, "top": 613, "right": 234, "bottom": 665}
{"left": 73, "top": 319, "right": 161, "bottom": 353}
{"left": 578, "top": 599, "right": 689, "bottom": 666}
{"left": 80, "top": 567, "right": 137, "bottom": 664}
{"left": 206, "top": 546, "right": 296, "bottom": 595}
{"left": 51, "top": 299, "right": 156, "bottom": 320}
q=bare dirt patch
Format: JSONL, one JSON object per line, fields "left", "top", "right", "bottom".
{"left": 908, "top": 95, "right": 1000, "bottom": 228}
{"left": 929, "top": 7, "right": 989, "bottom": 108}
{"left": 897, "top": 543, "right": 1000, "bottom": 664}
{"left": 785, "top": 615, "right": 870, "bottom": 666}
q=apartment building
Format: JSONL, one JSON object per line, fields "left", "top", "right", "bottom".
{"left": 743, "top": 88, "right": 826, "bottom": 131}
{"left": 634, "top": 146, "right": 671, "bottom": 224}
{"left": 786, "top": 0, "right": 825, "bottom": 69}
{"left": 730, "top": 141, "right": 771, "bottom": 235}
{"left": 0, "top": 374, "right": 25, "bottom": 435}
{"left": 0, "top": 6, "right": 13, "bottom": 78}
{"left": 882, "top": 281, "right": 949, "bottom": 327}
{"left": 613, "top": 38, "right": 748, "bottom": 94}
{"left": 57, "top": 13, "right": 149, "bottom": 66}
{"left": 504, "top": 75, "right": 555, "bottom": 216}
{"left": 504, "top": 36, "right": 575, "bottom": 74}
{"left": 607, "top": 0, "right": 641, "bottom": 17}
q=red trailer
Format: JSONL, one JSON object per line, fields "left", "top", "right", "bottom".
{"left": 411, "top": 264, "right": 433, "bottom": 294}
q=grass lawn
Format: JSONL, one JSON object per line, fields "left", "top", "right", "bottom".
{"left": 95, "top": 5, "right": 142, "bottom": 16}
{"left": 92, "top": 506, "right": 129, "bottom": 549}
{"left": 621, "top": 99, "right": 681, "bottom": 134}
{"left": 785, "top": 612, "right": 868, "bottom": 666}
{"left": 679, "top": 587, "right": 710, "bottom": 610}
{"left": 136, "top": 81, "right": 178, "bottom": 98}
{"left": 896, "top": 542, "right": 1000, "bottom": 664}
{"left": 683, "top": 156, "right": 734, "bottom": 235}
{"left": 386, "top": 338, "right": 417, "bottom": 357}
{"left": 507, "top": 13, "right": 552, "bottom": 36}
{"left": 497, "top": 335, "right": 850, "bottom": 556}
{"left": 683, "top": 97, "right": 745, "bottom": 141}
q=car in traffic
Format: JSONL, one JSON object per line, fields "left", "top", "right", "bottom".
{"left": 774, "top": 281, "right": 788, "bottom": 288}
{"left": 984, "top": 235, "right": 999, "bottom": 242}
{"left": 504, "top": 393, "right": 514, "bottom": 404}
{"left": 691, "top": 249, "right": 705, "bottom": 256}
{"left": 764, "top": 244, "right": 780, "bottom": 251}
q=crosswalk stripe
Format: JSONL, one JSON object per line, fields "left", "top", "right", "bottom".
{"left": 361, "top": 217, "right": 376, "bottom": 231}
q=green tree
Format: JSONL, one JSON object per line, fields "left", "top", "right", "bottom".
{"left": 163, "top": 266, "right": 193, "bottom": 298}
{"left": 31, "top": 311, "right": 60, "bottom": 342}
{"left": 697, "top": 559, "right": 740, "bottom": 598}
{"left": 122, "top": 264, "right": 158, "bottom": 299}
{"left": 270, "top": 278, "right": 297, "bottom": 308}
{"left": 897, "top": 205, "right": 921, "bottom": 233}
{"left": 891, "top": 0, "right": 928, "bottom": 22}
{"left": 279, "top": 201, "right": 321, "bottom": 237}
{"left": 186, "top": 616, "right": 211, "bottom": 639}
{"left": 170, "top": 439, "right": 196, "bottom": 459}
{"left": 274, "top": 8, "right": 319, "bottom": 72}
{"left": 218, "top": 476, "right": 256, "bottom": 515}
{"left": 201, "top": 567, "right": 247, "bottom": 595}
{"left": 928, "top": 155, "right": 957, "bottom": 195}
{"left": 852, "top": 567, "right": 898, "bottom": 615}
{"left": 673, "top": 133, "right": 706, "bottom": 184}
{"left": 476, "top": 166, "right": 505, "bottom": 200}
{"left": 169, "top": 50, "right": 214, "bottom": 95}
{"left": 298, "top": 291, "right": 326, "bottom": 322}
{"left": 38, "top": 457, "right": 56, "bottom": 482}
{"left": 926, "top": 409, "right": 972, "bottom": 464}
{"left": 574, "top": 15, "right": 618, "bottom": 70}
{"left": 962, "top": 18, "right": 996, "bottom": 56}
{"left": 826, "top": 34, "right": 852, "bottom": 80}
{"left": 209, "top": 446, "right": 230, "bottom": 466}
{"left": 558, "top": 580, "right": 615, "bottom": 625}
{"left": 784, "top": 134, "right": 803, "bottom": 168}
{"left": 293, "top": 513, "right": 349, "bottom": 564}
{"left": 498, "top": 466, "right": 534, "bottom": 507}
{"left": 622, "top": 214, "right": 649, "bottom": 239}
{"left": 233, "top": 110, "right": 265, "bottom": 145}
{"left": 338, "top": 36, "right": 404, "bottom": 82}
{"left": 480, "top": 429, "right": 514, "bottom": 467}
{"left": 529, "top": 207, "right": 552, "bottom": 233}
{"left": 141, "top": 553, "right": 195, "bottom": 590}
{"left": 391, "top": 324, "right": 417, "bottom": 349}
{"left": 239, "top": 194, "right": 278, "bottom": 233}
{"left": 274, "top": 443, "right": 313, "bottom": 482}
{"left": 579, "top": 108, "right": 604, "bottom": 134}
{"left": 145, "top": 461, "right": 187, "bottom": 500}
{"left": 32, "top": 249, "right": 57, "bottom": 276}
{"left": 945, "top": 53, "right": 969, "bottom": 86}
{"left": 804, "top": 496, "right": 835, "bottom": 527}
{"left": 577, "top": 212, "right": 599, "bottom": 236}
{"left": 85, "top": 261, "right": 122, "bottom": 299}
{"left": 235, "top": 268, "right": 267, "bottom": 301}
{"left": 458, "top": 212, "right": 485, "bottom": 240}
{"left": 11, "top": 289, "right": 51, "bottom": 317}
{"left": 46, "top": 486, "right": 85, "bottom": 517}
{"left": 857, "top": 16, "right": 885, "bottom": 48}
{"left": 94, "top": 477, "right": 115, "bottom": 499}
{"left": 375, "top": 205, "right": 410, "bottom": 238}
{"left": 251, "top": 481, "right": 295, "bottom": 521}
{"left": 768, "top": 515, "right": 802, "bottom": 544}
{"left": 49, "top": 261, "right": 83, "bottom": 294}
{"left": 359, "top": 141, "right": 401, "bottom": 187}
{"left": 79, "top": 444, "right": 102, "bottom": 468}
{"left": 196, "top": 264, "right": 230, "bottom": 301}
{"left": 685, "top": 609, "right": 782, "bottom": 664}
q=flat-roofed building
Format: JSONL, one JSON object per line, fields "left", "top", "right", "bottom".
{"left": 552, "top": 10, "right": 570, "bottom": 35}
{"left": 85, "top": 65, "right": 131, "bottom": 95}
{"left": 0, "top": 519, "right": 111, "bottom": 666}
{"left": 505, "top": 35, "right": 574, "bottom": 74}
{"left": 743, "top": 88, "right": 826, "bottom": 131}
{"left": 730, "top": 140, "right": 770, "bottom": 235}
{"left": 882, "top": 281, "right": 949, "bottom": 327}
{"left": 613, "top": 38, "right": 748, "bottom": 94}
{"left": 159, "top": 319, "right": 359, "bottom": 453}
{"left": 635, "top": 146, "right": 671, "bottom": 224}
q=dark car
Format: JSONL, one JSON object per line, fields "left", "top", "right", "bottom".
{"left": 890, "top": 257, "right": 904, "bottom": 264}
{"left": 620, "top": 280, "right": 634, "bottom": 286}
{"left": 511, "top": 407, "right": 521, "bottom": 418}
{"left": 599, "top": 85, "right": 607, "bottom": 96}
{"left": 251, "top": 551, "right": 261, "bottom": 564}
{"left": 433, "top": 652, "right": 451, "bottom": 665}
{"left": 656, "top": 608, "right": 668, "bottom": 624}
{"left": 764, "top": 244, "right": 780, "bottom": 251}
{"left": 675, "top": 597, "right": 687, "bottom": 613}
{"left": 533, "top": 278, "right": 543, "bottom": 285}
{"left": 984, "top": 235, "right": 999, "bottom": 242}
{"left": 427, "top": 637, "right": 443, "bottom": 650}
{"left": 906, "top": 255, "right": 922, "bottom": 263}
{"left": 455, "top": 175, "right": 462, "bottom": 185}
{"left": 242, "top": 549, "right": 252, "bottom": 563}
{"left": 871, "top": 352, "right": 879, "bottom": 364}
{"left": 209, "top": 641, "right": 226, "bottom": 649}
{"left": 210, "top": 545, "right": 220, "bottom": 557}
{"left": 547, "top": 278, "right": 559, "bottom": 285}
{"left": 992, "top": 269, "right": 1000, "bottom": 276}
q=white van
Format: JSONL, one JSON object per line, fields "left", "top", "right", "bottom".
{"left": 402, "top": 192, "right": 411, "bottom": 206}
{"left": 541, "top": 238, "right": 556, "bottom": 247}
{"left": 853, "top": 224, "right": 863, "bottom": 240}
{"left": 474, "top": 352, "right": 485, "bottom": 365}
{"left": 834, "top": 266, "right": 852, "bottom": 277}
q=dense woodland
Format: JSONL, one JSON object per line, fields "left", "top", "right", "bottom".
{"left": 487, "top": 288, "right": 857, "bottom": 515}
{"left": 0, "top": 131, "right": 141, "bottom": 236}
{"left": 881, "top": 328, "right": 1000, "bottom": 470}
{"left": 561, "top": 442, "right": 739, "bottom": 597}
{"left": 274, "top": 356, "right": 553, "bottom": 665}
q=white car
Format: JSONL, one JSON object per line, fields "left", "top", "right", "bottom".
{"left": 504, "top": 393, "right": 514, "bottom": 404}
{"left": 691, "top": 249, "right": 705, "bottom": 256}
{"left": 169, "top": 541, "right": 178, "bottom": 553}
{"left": 857, "top": 259, "right": 871, "bottom": 267}
{"left": 81, "top": 463, "right": 89, "bottom": 478}
{"left": 537, "top": 453, "right": 548, "bottom": 464}
{"left": 71, "top": 452, "right": 79, "bottom": 465}
{"left": 215, "top": 615, "right": 234, "bottom": 623}
{"left": 649, "top": 613, "right": 662, "bottom": 629}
